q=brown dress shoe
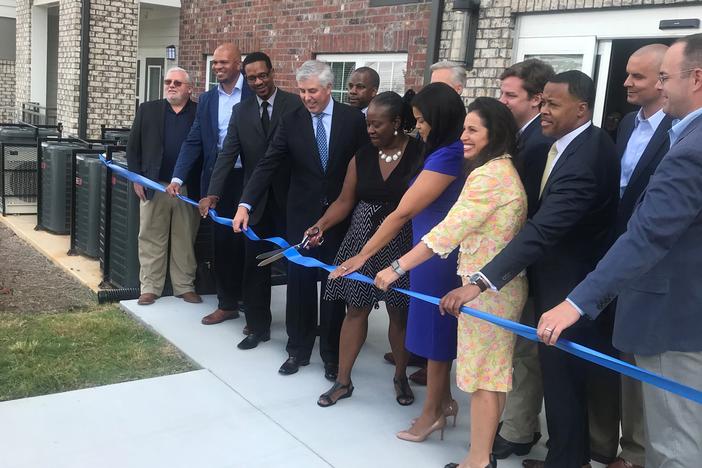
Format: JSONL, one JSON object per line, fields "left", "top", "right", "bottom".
{"left": 177, "top": 291, "right": 202, "bottom": 303}
{"left": 137, "top": 293, "right": 157, "bottom": 305}
{"left": 409, "top": 367, "right": 427, "bottom": 385}
{"left": 201, "top": 308, "right": 240, "bottom": 325}
{"left": 607, "top": 457, "right": 643, "bottom": 468}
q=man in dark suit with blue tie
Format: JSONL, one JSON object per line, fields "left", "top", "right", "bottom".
{"left": 200, "top": 52, "right": 303, "bottom": 350}
{"left": 440, "top": 71, "right": 620, "bottom": 468}
{"left": 232, "top": 60, "right": 369, "bottom": 380}
{"left": 166, "top": 43, "right": 252, "bottom": 325}
{"left": 539, "top": 33, "right": 702, "bottom": 468}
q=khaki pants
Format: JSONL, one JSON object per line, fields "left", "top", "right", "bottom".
{"left": 618, "top": 353, "right": 647, "bottom": 466}
{"left": 500, "top": 300, "right": 544, "bottom": 443}
{"left": 138, "top": 187, "right": 199, "bottom": 296}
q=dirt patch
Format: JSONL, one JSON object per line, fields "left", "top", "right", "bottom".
{"left": 0, "top": 222, "right": 95, "bottom": 313}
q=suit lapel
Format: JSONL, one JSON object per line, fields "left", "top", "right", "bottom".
{"left": 207, "top": 91, "right": 219, "bottom": 145}
{"left": 627, "top": 115, "right": 672, "bottom": 189}
{"left": 247, "top": 97, "right": 265, "bottom": 138}
{"left": 268, "top": 90, "right": 288, "bottom": 137}
{"left": 616, "top": 114, "right": 636, "bottom": 158}
{"left": 326, "top": 100, "right": 341, "bottom": 173}
{"left": 157, "top": 99, "right": 166, "bottom": 144}
{"left": 542, "top": 125, "right": 591, "bottom": 194}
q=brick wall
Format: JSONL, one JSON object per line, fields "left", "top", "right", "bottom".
{"left": 0, "top": 59, "right": 16, "bottom": 122}
{"left": 87, "top": 0, "right": 138, "bottom": 137}
{"left": 439, "top": 0, "right": 702, "bottom": 100}
{"left": 14, "top": 0, "right": 31, "bottom": 111}
{"left": 179, "top": 0, "right": 433, "bottom": 96}
{"left": 56, "top": 0, "right": 83, "bottom": 135}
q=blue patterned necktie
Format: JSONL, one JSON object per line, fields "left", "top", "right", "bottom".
{"left": 315, "top": 112, "right": 329, "bottom": 171}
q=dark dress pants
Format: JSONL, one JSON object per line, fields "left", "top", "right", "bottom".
{"left": 539, "top": 320, "right": 618, "bottom": 468}
{"left": 242, "top": 195, "right": 286, "bottom": 335}
{"left": 285, "top": 232, "right": 345, "bottom": 364}
{"left": 212, "top": 168, "right": 245, "bottom": 310}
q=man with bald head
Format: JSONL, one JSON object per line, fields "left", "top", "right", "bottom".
{"left": 598, "top": 43, "right": 672, "bottom": 468}
{"left": 168, "top": 43, "right": 253, "bottom": 325}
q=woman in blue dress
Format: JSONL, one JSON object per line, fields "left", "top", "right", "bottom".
{"left": 330, "top": 82, "right": 466, "bottom": 442}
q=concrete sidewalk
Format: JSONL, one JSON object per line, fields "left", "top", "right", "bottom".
{"left": 1, "top": 287, "right": 607, "bottom": 468}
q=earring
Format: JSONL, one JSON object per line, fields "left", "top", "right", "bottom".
{"left": 394, "top": 129, "right": 398, "bottom": 136}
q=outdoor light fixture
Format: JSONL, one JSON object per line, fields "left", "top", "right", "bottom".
{"left": 166, "top": 45, "right": 176, "bottom": 60}
{"left": 452, "top": 0, "right": 480, "bottom": 69}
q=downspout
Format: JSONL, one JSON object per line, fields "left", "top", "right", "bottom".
{"left": 424, "top": 0, "right": 446, "bottom": 85}
{"left": 78, "top": 0, "right": 90, "bottom": 139}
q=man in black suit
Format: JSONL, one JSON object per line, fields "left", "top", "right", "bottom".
{"left": 126, "top": 67, "right": 200, "bottom": 306}
{"left": 603, "top": 43, "right": 672, "bottom": 468}
{"left": 440, "top": 71, "right": 620, "bottom": 468}
{"left": 200, "top": 52, "right": 303, "bottom": 350}
{"left": 232, "top": 60, "right": 369, "bottom": 379}
{"left": 492, "top": 59, "right": 554, "bottom": 460}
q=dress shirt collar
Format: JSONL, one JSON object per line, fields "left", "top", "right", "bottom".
{"left": 361, "top": 106, "right": 368, "bottom": 116}
{"left": 555, "top": 121, "right": 592, "bottom": 155}
{"left": 311, "top": 97, "right": 334, "bottom": 119}
{"left": 256, "top": 87, "right": 278, "bottom": 108}
{"left": 519, "top": 113, "right": 540, "bottom": 136}
{"left": 635, "top": 107, "right": 665, "bottom": 131}
{"left": 217, "top": 73, "right": 244, "bottom": 97}
{"left": 669, "top": 106, "right": 702, "bottom": 148}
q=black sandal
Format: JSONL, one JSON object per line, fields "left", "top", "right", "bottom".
{"left": 393, "top": 376, "right": 414, "bottom": 406}
{"left": 317, "top": 380, "right": 354, "bottom": 407}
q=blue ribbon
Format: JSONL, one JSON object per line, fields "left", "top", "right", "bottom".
{"left": 100, "top": 156, "right": 702, "bottom": 405}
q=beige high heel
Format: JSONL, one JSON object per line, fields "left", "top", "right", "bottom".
{"left": 411, "top": 399, "right": 459, "bottom": 427}
{"left": 396, "top": 415, "right": 447, "bottom": 442}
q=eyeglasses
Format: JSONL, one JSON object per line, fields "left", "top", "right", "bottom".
{"left": 163, "top": 79, "right": 185, "bottom": 87}
{"left": 658, "top": 68, "right": 698, "bottom": 84}
{"left": 246, "top": 72, "right": 270, "bottom": 83}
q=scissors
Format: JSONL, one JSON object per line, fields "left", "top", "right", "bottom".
{"left": 255, "top": 227, "right": 324, "bottom": 266}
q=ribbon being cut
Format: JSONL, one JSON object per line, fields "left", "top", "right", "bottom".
{"left": 100, "top": 155, "right": 702, "bottom": 405}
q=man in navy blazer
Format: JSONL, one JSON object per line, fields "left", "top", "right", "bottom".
{"left": 232, "top": 60, "right": 369, "bottom": 380}
{"left": 492, "top": 59, "right": 554, "bottom": 460}
{"left": 539, "top": 34, "right": 702, "bottom": 468}
{"left": 166, "top": 43, "right": 252, "bottom": 325}
{"left": 440, "top": 71, "right": 620, "bottom": 468}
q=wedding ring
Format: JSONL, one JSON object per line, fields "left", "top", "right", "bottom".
{"left": 544, "top": 327, "right": 553, "bottom": 333}
{"left": 341, "top": 266, "right": 348, "bottom": 271}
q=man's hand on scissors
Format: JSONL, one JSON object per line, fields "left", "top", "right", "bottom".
{"left": 329, "top": 253, "right": 368, "bottom": 279}
{"left": 304, "top": 226, "right": 324, "bottom": 248}
{"left": 232, "top": 206, "right": 249, "bottom": 233}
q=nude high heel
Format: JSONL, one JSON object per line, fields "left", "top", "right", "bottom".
{"left": 396, "top": 415, "right": 447, "bottom": 442}
{"left": 411, "top": 399, "right": 459, "bottom": 427}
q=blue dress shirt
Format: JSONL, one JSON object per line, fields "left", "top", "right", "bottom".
{"left": 620, "top": 108, "right": 666, "bottom": 198}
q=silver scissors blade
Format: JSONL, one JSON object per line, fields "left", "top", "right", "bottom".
{"left": 257, "top": 249, "right": 289, "bottom": 266}
{"left": 255, "top": 246, "right": 288, "bottom": 261}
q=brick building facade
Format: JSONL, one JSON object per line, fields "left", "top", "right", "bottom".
{"left": 0, "top": 60, "right": 15, "bottom": 122}
{"left": 179, "top": 0, "right": 433, "bottom": 96}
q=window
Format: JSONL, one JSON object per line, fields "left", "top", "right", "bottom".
{"left": 315, "top": 53, "right": 409, "bottom": 104}
{"left": 205, "top": 54, "right": 247, "bottom": 91}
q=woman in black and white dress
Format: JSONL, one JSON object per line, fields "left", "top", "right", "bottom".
{"left": 305, "top": 91, "right": 423, "bottom": 407}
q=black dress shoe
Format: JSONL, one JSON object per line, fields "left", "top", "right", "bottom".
{"left": 445, "top": 455, "right": 497, "bottom": 468}
{"left": 237, "top": 332, "right": 270, "bottom": 350}
{"left": 493, "top": 432, "right": 541, "bottom": 459}
{"left": 324, "top": 362, "right": 338, "bottom": 382}
{"left": 278, "top": 356, "right": 310, "bottom": 375}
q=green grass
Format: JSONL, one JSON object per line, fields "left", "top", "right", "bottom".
{"left": 0, "top": 305, "right": 198, "bottom": 401}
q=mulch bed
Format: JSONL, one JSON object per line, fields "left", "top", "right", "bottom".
{"left": 0, "top": 222, "right": 95, "bottom": 313}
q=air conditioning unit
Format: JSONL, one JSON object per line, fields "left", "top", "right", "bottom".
{"left": 100, "top": 125, "right": 131, "bottom": 146}
{"left": 102, "top": 151, "right": 141, "bottom": 289}
{"left": 38, "top": 141, "right": 87, "bottom": 234}
{"left": 73, "top": 152, "right": 104, "bottom": 258}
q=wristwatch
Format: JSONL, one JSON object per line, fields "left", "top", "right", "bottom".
{"left": 391, "top": 260, "right": 406, "bottom": 276}
{"left": 469, "top": 273, "right": 489, "bottom": 292}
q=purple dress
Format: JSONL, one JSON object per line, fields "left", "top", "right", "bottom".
{"left": 405, "top": 140, "right": 464, "bottom": 361}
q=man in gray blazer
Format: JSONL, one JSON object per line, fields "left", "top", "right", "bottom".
{"left": 538, "top": 33, "right": 702, "bottom": 468}
{"left": 200, "top": 52, "right": 302, "bottom": 350}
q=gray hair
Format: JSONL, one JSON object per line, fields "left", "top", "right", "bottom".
{"left": 296, "top": 60, "right": 335, "bottom": 87}
{"left": 430, "top": 61, "right": 467, "bottom": 88}
{"left": 166, "top": 66, "right": 192, "bottom": 84}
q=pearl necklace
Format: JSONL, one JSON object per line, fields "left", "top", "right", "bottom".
{"left": 378, "top": 149, "right": 402, "bottom": 163}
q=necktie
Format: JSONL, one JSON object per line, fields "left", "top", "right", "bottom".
{"left": 260, "top": 101, "right": 270, "bottom": 134}
{"left": 315, "top": 113, "right": 329, "bottom": 171}
{"left": 539, "top": 143, "right": 558, "bottom": 197}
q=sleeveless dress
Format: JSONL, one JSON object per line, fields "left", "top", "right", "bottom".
{"left": 325, "top": 138, "right": 424, "bottom": 309}
{"left": 405, "top": 140, "right": 465, "bottom": 362}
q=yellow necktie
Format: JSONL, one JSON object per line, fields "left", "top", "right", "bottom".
{"left": 539, "top": 143, "right": 559, "bottom": 197}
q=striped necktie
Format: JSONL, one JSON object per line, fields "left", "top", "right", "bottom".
{"left": 315, "top": 112, "right": 329, "bottom": 172}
